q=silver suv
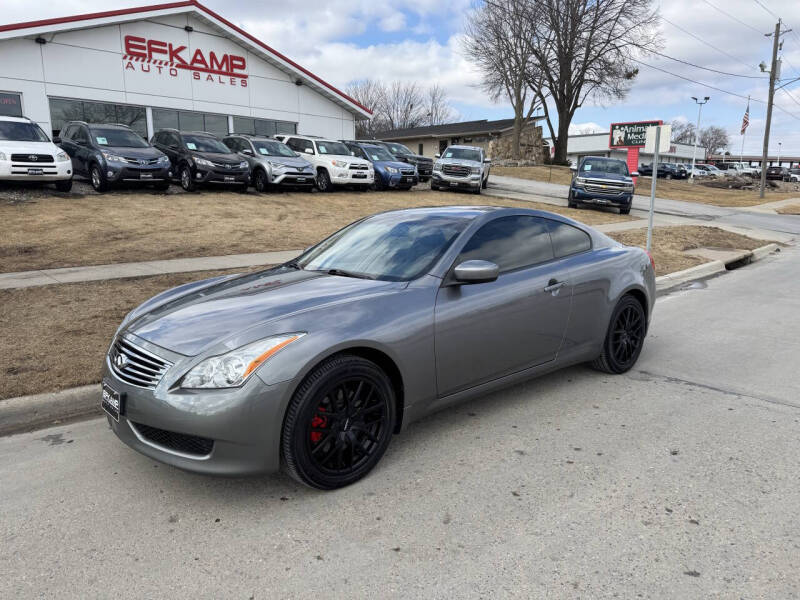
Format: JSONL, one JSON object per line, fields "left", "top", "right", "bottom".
{"left": 431, "top": 145, "right": 490, "bottom": 194}
{"left": 223, "top": 134, "right": 315, "bottom": 192}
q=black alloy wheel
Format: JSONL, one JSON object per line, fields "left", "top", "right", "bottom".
{"left": 316, "top": 169, "right": 332, "bottom": 192}
{"left": 591, "top": 295, "right": 646, "bottom": 374}
{"left": 179, "top": 164, "right": 195, "bottom": 192}
{"left": 567, "top": 190, "right": 577, "bottom": 208}
{"left": 90, "top": 164, "right": 108, "bottom": 192}
{"left": 282, "top": 354, "right": 396, "bottom": 489}
{"left": 254, "top": 169, "right": 269, "bottom": 193}
{"left": 372, "top": 171, "right": 384, "bottom": 191}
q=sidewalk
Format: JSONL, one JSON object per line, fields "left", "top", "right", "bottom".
{"left": 0, "top": 249, "right": 301, "bottom": 290}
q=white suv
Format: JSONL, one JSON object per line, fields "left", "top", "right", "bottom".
{"left": 275, "top": 134, "right": 373, "bottom": 191}
{"left": 0, "top": 116, "right": 73, "bottom": 191}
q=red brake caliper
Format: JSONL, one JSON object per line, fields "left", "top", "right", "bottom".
{"left": 310, "top": 407, "right": 327, "bottom": 443}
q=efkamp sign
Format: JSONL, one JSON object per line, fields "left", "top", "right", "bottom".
{"left": 609, "top": 120, "right": 663, "bottom": 148}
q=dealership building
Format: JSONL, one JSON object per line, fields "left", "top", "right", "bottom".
{"left": 0, "top": 1, "right": 370, "bottom": 141}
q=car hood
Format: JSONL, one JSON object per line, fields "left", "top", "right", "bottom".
{"left": 125, "top": 269, "right": 400, "bottom": 356}
{"left": 103, "top": 146, "right": 163, "bottom": 159}
{"left": 374, "top": 160, "right": 413, "bottom": 171}
{"left": 322, "top": 154, "right": 370, "bottom": 166}
{"left": 436, "top": 157, "right": 481, "bottom": 168}
{"left": 581, "top": 171, "right": 632, "bottom": 182}
{"left": 191, "top": 151, "right": 242, "bottom": 164}
{"left": 258, "top": 155, "right": 312, "bottom": 169}
{"left": 1, "top": 141, "right": 60, "bottom": 154}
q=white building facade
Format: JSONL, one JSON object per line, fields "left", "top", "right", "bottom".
{"left": 0, "top": 2, "right": 369, "bottom": 140}
{"left": 545, "top": 133, "right": 707, "bottom": 166}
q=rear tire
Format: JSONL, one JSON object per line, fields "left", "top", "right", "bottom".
{"left": 282, "top": 354, "right": 396, "bottom": 490}
{"left": 430, "top": 182, "right": 439, "bottom": 191}
{"left": 55, "top": 179, "right": 72, "bottom": 192}
{"left": 482, "top": 176, "right": 488, "bottom": 189}
{"left": 89, "top": 164, "right": 108, "bottom": 193}
{"left": 591, "top": 295, "right": 646, "bottom": 374}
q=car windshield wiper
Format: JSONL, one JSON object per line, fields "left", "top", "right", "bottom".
{"left": 314, "top": 268, "right": 376, "bottom": 280}
{"left": 283, "top": 260, "right": 303, "bottom": 270}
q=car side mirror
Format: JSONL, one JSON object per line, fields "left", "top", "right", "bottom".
{"left": 435, "top": 153, "right": 441, "bottom": 159}
{"left": 483, "top": 158, "right": 491, "bottom": 164}
{"left": 350, "top": 151, "right": 355, "bottom": 156}
{"left": 304, "top": 148, "right": 313, "bottom": 154}
{"left": 453, "top": 260, "right": 499, "bottom": 284}
{"left": 631, "top": 171, "right": 639, "bottom": 177}
{"left": 570, "top": 165, "right": 577, "bottom": 172}
{"left": 53, "top": 136, "right": 62, "bottom": 144}
{"left": 241, "top": 148, "right": 254, "bottom": 156}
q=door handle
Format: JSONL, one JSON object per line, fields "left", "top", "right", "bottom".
{"left": 544, "top": 279, "right": 566, "bottom": 293}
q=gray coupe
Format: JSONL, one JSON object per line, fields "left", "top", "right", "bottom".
{"left": 102, "top": 206, "right": 655, "bottom": 489}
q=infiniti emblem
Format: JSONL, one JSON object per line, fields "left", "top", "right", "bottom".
{"left": 28, "top": 155, "right": 38, "bottom": 162}
{"left": 114, "top": 352, "right": 129, "bottom": 370}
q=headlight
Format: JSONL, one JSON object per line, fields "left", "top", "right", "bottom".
{"left": 239, "top": 161, "right": 249, "bottom": 169}
{"left": 102, "top": 151, "right": 125, "bottom": 163}
{"left": 181, "top": 333, "right": 305, "bottom": 389}
{"left": 194, "top": 157, "right": 214, "bottom": 168}
{"left": 56, "top": 151, "right": 70, "bottom": 162}
{"left": 268, "top": 161, "right": 287, "bottom": 171}
{"left": 158, "top": 155, "right": 170, "bottom": 164}
{"left": 433, "top": 163, "right": 442, "bottom": 172}
{"left": 385, "top": 166, "right": 398, "bottom": 174}
{"left": 331, "top": 160, "right": 348, "bottom": 168}
{"left": 470, "top": 166, "right": 481, "bottom": 174}
{"left": 575, "top": 177, "right": 588, "bottom": 186}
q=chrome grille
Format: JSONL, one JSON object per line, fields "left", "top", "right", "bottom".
{"left": 400, "top": 168, "right": 415, "bottom": 175}
{"left": 583, "top": 179, "right": 627, "bottom": 194}
{"left": 11, "top": 154, "right": 54, "bottom": 163}
{"left": 348, "top": 163, "right": 369, "bottom": 170}
{"left": 442, "top": 164, "right": 471, "bottom": 177}
{"left": 109, "top": 337, "right": 172, "bottom": 389}
{"left": 122, "top": 157, "right": 159, "bottom": 165}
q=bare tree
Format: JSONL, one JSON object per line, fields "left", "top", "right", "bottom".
{"left": 699, "top": 125, "right": 729, "bottom": 154}
{"left": 380, "top": 81, "right": 425, "bottom": 130}
{"left": 670, "top": 119, "right": 696, "bottom": 145}
{"left": 525, "top": 0, "right": 661, "bottom": 163}
{"left": 423, "top": 84, "right": 455, "bottom": 126}
{"left": 346, "top": 79, "right": 388, "bottom": 137}
{"left": 463, "top": 0, "right": 544, "bottom": 159}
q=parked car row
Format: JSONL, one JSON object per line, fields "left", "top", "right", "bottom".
{"left": 1, "top": 114, "right": 473, "bottom": 194}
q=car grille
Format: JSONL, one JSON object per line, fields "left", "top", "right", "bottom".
{"left": 583, "top": 179, "right": 627, "bottom": 194}
{"left": 109, "top": 337, "right": 172, "bottom": 389}
{"left": 132, "top": 422, "right": 214, "bottom": 457}
{"left": 348, "top": 164, "right": 369, "bottom": 170}
{"left": 122, "top": 157, "right": 160, "bottom": 166}
{"left": 11, "top": 154, "right": 54, "bottom": 163}
{"left": 400, "top": 167, "right": 415, "bottom": 175}
{"left": 442, "top": 164, "right": 471, "bottom": 177}
{"left": 211, "top": 161, "right": 243, "bottom": 170}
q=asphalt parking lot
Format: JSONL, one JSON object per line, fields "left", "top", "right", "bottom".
{"left": 2, "top": 246, "right": 799, "bottom": 599}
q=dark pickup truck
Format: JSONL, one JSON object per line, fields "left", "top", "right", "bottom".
{"left": 568, "top": 156, "right": 636, "bottom": 215}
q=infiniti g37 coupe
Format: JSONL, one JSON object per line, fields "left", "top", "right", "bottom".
{"left": 102, "top": 206, "right": 655, "bottom": 489}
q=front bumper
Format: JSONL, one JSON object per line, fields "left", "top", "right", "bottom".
{"left": 193, "top": 168, "right": 250, "bottom": 185}
{"left": 331, "top": 167, "right": 374, "bottom": 185}
{"left": 379, "top": 171, "right": 418, "bottom": 188}
{"left": 105, "top": 163, "right": 171, "bottom": 184}
{"left": 272, "top": 170, "right": 315, "bottom": 186}
{"left": 0, "top": 159, "right": 72, "bottom": 181}
{"left": 432, "top": 171, "right": 481, "bottom": 189}
{"left": 102, "top": 355, "right": 295, "bottom": 476}
{"left": 572, "top": 187, "right": 632, "bottom": 206}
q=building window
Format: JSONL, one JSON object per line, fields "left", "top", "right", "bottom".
{"left": 49, "top": 98, "right": 146, "bottom": 138}
{"left": 418, "top": 143, "right": 424, "bottom": 155}
{"left": 232, "top": 116, "right": 297, "bottom": 137}
{"left": 0, "top": 92, "right": 23, "bottom": 117}
{"left": 152, "top": 109, "right": 230, "bottom": 137}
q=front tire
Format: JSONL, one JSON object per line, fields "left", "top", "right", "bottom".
{"left": 89, "top": 164, "right": 108, "bottom": 192}
{"left": 620, "top": 203, "right": 631, "bottom": 215}
{"left": 179, "top": 164, "right": 196, "bottom": 192}
{"left": 567, "top": 190, "right": 577, "bottom": 208}
{"left": 316, "top": 169, "right": 332, "bottom": 193}
{"left": 253, "top": 169, "right": 270, "bottom": 193}
{"left": 591, "top": 295, "right": 646, "bottom": 374}
{"left": 282, "top": 354, "right": 396, "bottom": 490}
{"left": 55, "top": 179, "right": 72, "bottom": 192}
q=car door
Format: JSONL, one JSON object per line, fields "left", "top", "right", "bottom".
{"left": 434, "top": 215, "right": 573, "bottom": 397}
{"left": 159, "top": 132, "right": 181, "bottom": 170}
{"left": 70, "top": 126, "right": 92, "bottom": 176}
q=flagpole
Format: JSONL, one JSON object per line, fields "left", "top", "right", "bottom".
{"left": 740, "top": 95, "right": 749, "bottom": 165}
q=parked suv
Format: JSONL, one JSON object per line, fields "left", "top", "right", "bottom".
{"left": 0, "top": 116, "right": 72, "bottom": 191}
{"left": 766, "top": 166, "right": 790, "bottom": 181}
{"left": 343, "top": 141, "right": 418, "bottom": 190}
{"left": 431, "top": 145, "right": 490, "bottom": 194}
{"left": 275, "top": 134, "right": 373, "bottom": 191}
{"left": 726, "top": 162, "right": 760, "bottom": 178}
{"left": 357, "top": 140, "right": 433, "bottom": 182}
{"left": 223, "top": 135, "right": 314, "bottom": 192}
{"left": 638, "top": 162, "right": 687, "bottom": 180}
{"left": 152, "top": 129, "right": 249, "bottom": 192}
{"left": 59, "top": 122, "right": 170, "bottom": 192}
{"left": 569, "top": 156, "right": 635, "bottom": 214}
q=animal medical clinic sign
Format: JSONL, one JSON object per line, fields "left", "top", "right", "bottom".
{"left": 608, "top": 120, "right": 662, "bottom": 181}
{"left": 123, "top": 35, "right": 248, "bottom": 86}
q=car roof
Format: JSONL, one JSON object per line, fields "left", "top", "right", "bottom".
{"left": 446, "top": 144, "right": 482, "bottom": 150}
{"left": 0, "top": 115, "right": 33, "bottom": 123}
{"left": 373, "top": 205, "right": 590, "bottom": 226}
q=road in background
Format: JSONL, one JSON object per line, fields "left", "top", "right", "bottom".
{"left": 2, "top": 246, "right": 799, "bottom": 598}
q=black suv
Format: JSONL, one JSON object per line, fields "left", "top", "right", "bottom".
{"left": 766, "top": 166, "right": 790, "bottom": 181}
{"left": 356, "top": 140, "right": 433, "bottom": 182}
{"left": 638, "top": 162, "right": 687, "bottom": 180}
{"left": 59, "top": 122, "right": 171, "bottom": 192}
{"left": 151, "top": 129, "right": 250, "bottom": 192}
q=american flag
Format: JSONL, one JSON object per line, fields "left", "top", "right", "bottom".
{"left": 741, "top": 100, "right": 750, "bottom": 135}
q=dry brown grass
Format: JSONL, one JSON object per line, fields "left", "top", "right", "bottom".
{"left": 777, "top": 203, "right": 800, "bottom": 215}
{"left": 493, "top": 165, "right": 800, "bottom": 207}
{"left": 0, "top": 187, "right": 630, "bottom": 273}
{"left": 607, "top": 226, "right": 769, "bottom": 276}
{"left": 0, "top": 269, "right": 247, "bottom": 400}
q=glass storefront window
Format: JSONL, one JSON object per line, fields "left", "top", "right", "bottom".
{"left": 232, "top": 117, "right": 296, "bottom": 137}
{"left": 154, "top": 109, "right": 229, "bottom": 136}
{"left": 49, "top": 98, "right": 146, "bottom": 137}
{"left": 0, "top": 93, "right": 23, "bottom": 117}
{"left": 204, "top": 114, "right": 229, "bottom": 136}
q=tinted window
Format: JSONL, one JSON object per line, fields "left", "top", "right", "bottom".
{"left": 580, "top": 157, "right": 628, "bottom": 175}
{"left": 286, "top": 137, "right": 313, "bottom": 154}
{"left": 458, "top": 216, "right": 554, "bottom": 273}
{"left": 443, "top": 147, "right": 482, "bottom": 162}
{"left": 182, "top": 134, "right": 231, "bottom": 153}
{"left": 223, "top": 137, "right": 242, "bottom": 152}
{"left": 73, "top": 127, "right": 89, "bottom": 145}
{"left": 0, "top": 121, "right": 50, "bottom": 142}
{"left": 253, "top": 140, "right": 296, "bottom": 157}
{"left": 385, "top": 142, "right": 412, "bottom": 156}
{"left": 89, "top": 127, "right": 149, "bottom": 148}
{"left": 316, "top": 140, "right": 350, "bottom": 156}
{"left": 363, "top": 145, "right": 395, "bottom": 161}
{"left": 49, "top": 98, "right": 146, "bottom": 137}
{"left": 61, "top": 124, "right": 76, "bottom": 140}
{"left": 547, "top": 221, "right": 591, "bottom": 258}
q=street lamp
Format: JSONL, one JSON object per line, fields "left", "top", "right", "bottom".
{"left": 690, "top": 96, "right": 710, "bottom": 181}
{"left": 777, "top": 141, "right": 782, "bottom": 165}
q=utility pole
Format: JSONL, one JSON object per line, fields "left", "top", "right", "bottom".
{"left": 690, "top": 96, "right": 709, "bottom": 182}
{"left": 759, "top": 20, "right": 782, "bottom": 198}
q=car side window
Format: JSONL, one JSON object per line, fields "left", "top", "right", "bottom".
{"left": 73, "top": 127, "right": 89, "bottom": 145}
{"left": 61, "top": 124, "right": 75, "bottom": 140}
{"left": 546, "top": 220, "right": 591, "bottom": 258}
{"left": 458, "top": 216, "right": 554, "bottom": 274}
{"left": 285, "top": 137, "right": 313, "bottom": 154}
{"left": 225, "top": 137, "right": 241, "bottom": 152}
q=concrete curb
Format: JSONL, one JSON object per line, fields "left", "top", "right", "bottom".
{"left": 0, "top": 243, "right": 783, "bottom": 436}
{"left": 656, "top": 242, "right": 780, "bottom": 293}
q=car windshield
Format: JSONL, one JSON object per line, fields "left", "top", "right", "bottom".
{"left": 580, "top": 158, "right": 629, "bottom": 175}
{"left": 316, "top": 141, "right": 351, "bottom": 156}
{"left": 183, "top": 134, "right": 230, "bottom": 153}
{"left": 0, "top": 121, "right": 50, "bottom": 142}
{"left": 443, "top": 148, "right": 482, "bottom": 162}
{"left": 362, "top": 146, "right": 395, "bottom": 161}
{"left": 385, "top": 142, "right": 413, "bottom": 156}
{"left": 298, "top": 213, "right": 469, "bottom": 281}
{"left": 253, "top": 140, "right": 296, "bottom": 157}
{"left": 90, "top": 127, "right": 148, "bottom": 148}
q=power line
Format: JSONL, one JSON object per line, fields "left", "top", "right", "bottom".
{"left": 752, "top": 0, "right": 780, "bottom": 21}
{"left": 780, "top": 86, "right": 800, "bottom": 109}
{"left": 645, "top": 48, "right": 768, "bottom": 80}
{"left": 701, "top": 0, "right": 765, "bottom": 35}
{"left": 661, "top": 16, "right": 753, "bottom": 70}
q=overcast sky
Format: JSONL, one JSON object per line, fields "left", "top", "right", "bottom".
{"left": 4, "top": 0, "right": 800, "bottom": 155}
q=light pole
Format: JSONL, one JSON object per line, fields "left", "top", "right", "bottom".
{"left": 777, "top": 142, "right": 782, "bottom": 165}
{"left": 690, "top": 96, "right": 710, "bottom": 182}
